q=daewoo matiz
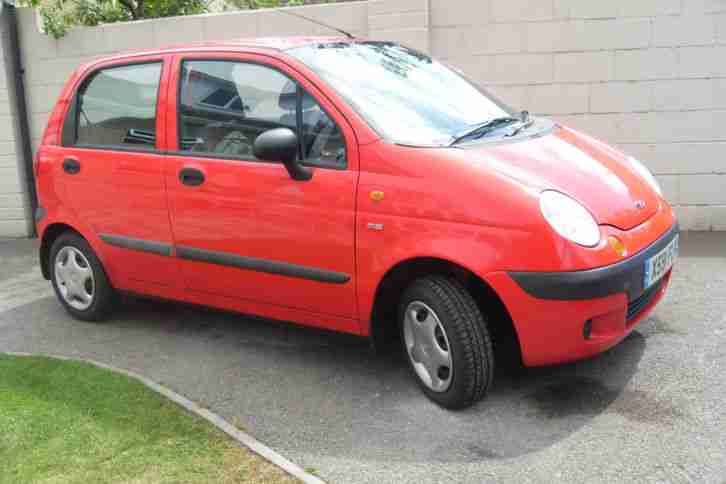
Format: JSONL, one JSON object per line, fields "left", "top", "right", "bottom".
{"left": 35, "top": 38, "right": 678, "bottom": 409}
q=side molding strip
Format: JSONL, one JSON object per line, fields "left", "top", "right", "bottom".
{"left": 99, "top": 234, "right": 173, "bottom": 257}
{"left": 176, "top": 246, "right": 351, "bottom": 284}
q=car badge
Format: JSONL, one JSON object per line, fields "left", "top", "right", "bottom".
{"left": 635, "top": 200, "right": 646, "bottom": 210}
{"left": 367, "top": 223, "right": 384, "bottom": 231}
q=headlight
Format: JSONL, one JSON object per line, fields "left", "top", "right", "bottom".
{"left": 540, "top": 190, "right": 601, "bottom": 247}
{"left": 627, "top": 156, "right": 662, "bottom": 196}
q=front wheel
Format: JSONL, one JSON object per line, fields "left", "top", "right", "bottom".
{"left": 50, "top": 232, "right": 116, "bottom": 322}
{"left": 399, "top": 276, "right": 494, "bottom": 409}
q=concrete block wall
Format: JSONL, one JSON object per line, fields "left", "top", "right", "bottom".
{"left": 1, "top": 0, "right": 724, "bottom": 235}
{"left": 431, "top": 0, "right": 726, "bottom": 231}
{"left": 368, "top": 0, "right": 429, "bottom": 52}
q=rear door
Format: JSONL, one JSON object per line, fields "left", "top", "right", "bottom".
{"left": 59, "top": 55, "right": 180, "bottom": 288}
{"left": 164, "top": 53, "right": 359, "bottom": 327}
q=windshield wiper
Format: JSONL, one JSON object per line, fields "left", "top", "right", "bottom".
{"left": 449, "top": 116, "right": 521, "bottom": 146}
{"left": 506, "top": 111, "right": 535, "bottom": 138}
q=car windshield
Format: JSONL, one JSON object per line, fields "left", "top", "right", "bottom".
{"left": 288, "top": 41, "right": 514, "bottom": 147}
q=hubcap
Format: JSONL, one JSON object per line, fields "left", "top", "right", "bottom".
{"left": 403, "top": 301, "right": 453, "bottom": 392}
{"left": 54, "top": 246, "right": 95, "bottom": 311}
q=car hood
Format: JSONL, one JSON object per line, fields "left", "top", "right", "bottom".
{"left": 451, "top": 124, "right": 660, "bottom": 231}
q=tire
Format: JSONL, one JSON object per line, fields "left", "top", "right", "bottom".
{"left": 399, "top": 276, "right": 494, "bottom": 410}
{"left": 49, "top": 232, "right": 116, "bottom": 322}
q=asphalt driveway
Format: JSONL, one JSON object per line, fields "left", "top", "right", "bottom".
{"left": 1, "top": 233, "right": 725, "bottom": 483}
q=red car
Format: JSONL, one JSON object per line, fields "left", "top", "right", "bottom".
{"left": 35, "top": 38, "right": 678, "bottom": 409}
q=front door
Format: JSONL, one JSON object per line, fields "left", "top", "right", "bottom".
{"left": 164, "top": 54, "right": 358, "bottom": 328}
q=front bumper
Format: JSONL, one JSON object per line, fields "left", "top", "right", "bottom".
{"left": 508, "top": 223, "right": 679, "bottom": 302}
{"left": 484, "top": 223, "right": 678, "bottom": 367}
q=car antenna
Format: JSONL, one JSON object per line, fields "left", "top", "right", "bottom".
{"left": 276, "top": 8, "right": 356, "bottom": 40}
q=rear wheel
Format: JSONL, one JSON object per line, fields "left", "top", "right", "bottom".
{"left": 399, "top": 276, "right": 494, "bottom": 409}
{"left": 50, "top": 233, "right": 115, "bottom": 321}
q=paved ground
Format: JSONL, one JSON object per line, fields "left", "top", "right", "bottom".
{"left": 1, "top": 234, "right": 725, "bottom": 484}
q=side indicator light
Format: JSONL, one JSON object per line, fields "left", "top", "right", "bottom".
{"left": 370, "top": 190, "right": 385, "bottom": 202}
{"left": 608, "top": 236, "right": 627, "bottom": 257}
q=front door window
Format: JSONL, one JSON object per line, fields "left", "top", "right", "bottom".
{"left": 178, "top": 60, "right": 346, "bottom": 167}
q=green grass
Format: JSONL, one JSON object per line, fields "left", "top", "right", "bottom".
{"left": 0, "top": 354, "right": 298, "bottom": 484}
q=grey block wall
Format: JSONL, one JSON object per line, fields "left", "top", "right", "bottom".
{"left": 1, "top": 0, "right": 724, "bottom": 236}
{"left": 430, "top": 0, "right": 726, "bottom": 231}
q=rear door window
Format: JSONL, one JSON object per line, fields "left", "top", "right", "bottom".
{"left": 73, "top": 62, "right": 162, "bottom": 149}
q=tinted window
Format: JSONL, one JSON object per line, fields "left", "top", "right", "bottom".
{"left": 289, "top": 42, "right": 514, "bottom": 147}
{"left": 76, "top": 62, "right": 162, "bottom": 149}
{"left": 179, "top": 60, "right": 345, "bottom": 167}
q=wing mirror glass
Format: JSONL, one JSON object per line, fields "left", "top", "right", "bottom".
{"left": 253, "top": 128, "right": 312, "bottom": 181}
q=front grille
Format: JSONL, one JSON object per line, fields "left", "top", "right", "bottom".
{"left": 627, "top": 279, "right": 663, "bottom": 322}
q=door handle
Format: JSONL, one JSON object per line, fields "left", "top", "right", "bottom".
{"left": 179, "top": 167, "right": 205, "bottom": 186}
{"left": 62, "top": 158, "right": 81, "bottom": 175}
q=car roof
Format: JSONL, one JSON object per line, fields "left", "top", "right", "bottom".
{"left": 81, "top": 36, "right": 358, "bottom": 68}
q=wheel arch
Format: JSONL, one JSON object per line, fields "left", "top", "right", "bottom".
{"left": 368, "top": 257, "right": 523, "bottom": 367}
{"left": 39, "top": 223, "right": 85, "bottom": 280}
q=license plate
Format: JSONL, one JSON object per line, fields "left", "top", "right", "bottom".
{"left": 643, "top": 235, "right": 679, "bottom": 290}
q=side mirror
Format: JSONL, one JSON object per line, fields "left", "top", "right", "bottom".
{"left": 253, "top": 128, "right": 312, "bottom": 181}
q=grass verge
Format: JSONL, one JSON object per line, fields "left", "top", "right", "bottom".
{"left": 0, "top": 354, "right": 299, "bottom": 484}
